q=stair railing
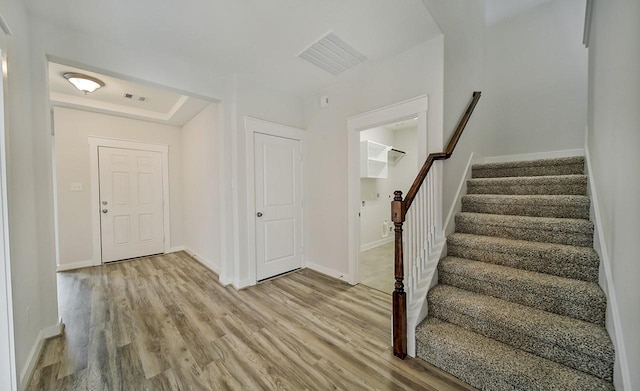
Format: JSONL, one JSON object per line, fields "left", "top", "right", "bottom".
{"left": 392, "top": 91, "right": 482, "bottom": 358}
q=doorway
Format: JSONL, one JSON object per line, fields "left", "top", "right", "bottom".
{"left": 254, "top": 133, "right": 302, "bottom": 280}
{"left": 358, "top": 120, "right": 418, "bottom": 293}
{"left": 246, "top": 117, "right": 306, "bottom": 284}
{"left": 347, "top": 96, "right": 431, "bottom": 286}
{"left": 97, "top": 146, "right": 164, "bottom": 262}
{"left": 89, "top": 138, "right": 170, "bottom": 265}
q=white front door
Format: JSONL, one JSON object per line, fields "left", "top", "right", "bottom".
{"left": 254, "top": 133, "right": 303, "bottom": 280}
{"left": 98, "top": 147, "right": 164, "bottom": 262}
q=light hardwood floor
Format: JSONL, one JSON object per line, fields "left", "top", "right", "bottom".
{"left": 27, "top": 251, "right": 475, "bottom": 390}
{"left": 359, "top": 242, "right": 394, "bottom": 294}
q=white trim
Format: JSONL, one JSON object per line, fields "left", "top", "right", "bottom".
{"left": 88, "top": 137, "right": 171, "bottom": 266}
{"left": 0, "top": 46, "right": 16, "bottom": 391}
{"left": 347, "top": 96, "right": 429, "bottom": 285}
{"left": 483, "top": 148, "right": 585, "bottom": 164}
{"left": 583, "top": 0, "right": 594, "bottom": 48}
{"left": 167, "top": 246, "right": 185, "bottom": 253}
{"left": 216, "top": 100, "right": 236, "bottom": 288}
{"left": 584, "top": 138, "right": 631, "bottom": 390}
{"left": 184, "top": 247, "right": 220, "bottom": 274}
{"left": 360, "top": 237, "right": 393, "bottom": 252}
{"left": 305, "top": 262, "right": 348, "bottom": 282}
{"left": 245, "top": 117, "right": 306, "bottom": 288}
{"left": 232, "top": 278, "right": 254, "bottom": 290}
{"left": 442, "top": 153, "right": 483, "bottom": 237}
{"left": 56, "top": 260, "right": 95, "bottom": 272}
{"left": 18, "top": 321, "right": 63, "bottom": 391}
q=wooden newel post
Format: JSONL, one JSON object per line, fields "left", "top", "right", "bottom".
{"left": 391, "top": 190, "right": 407, "bottom": 358}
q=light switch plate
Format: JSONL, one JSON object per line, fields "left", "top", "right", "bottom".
{"left": 70, "top": 182, "right": 83, "bottom": 191}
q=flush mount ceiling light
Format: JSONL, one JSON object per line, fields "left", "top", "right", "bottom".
{"left": 63, "top": 72, "right": 105, "bottom": 94}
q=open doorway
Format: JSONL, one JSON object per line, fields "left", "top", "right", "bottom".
{"left": 347, "top": 95, "right": 431, "bottom": 287}
{"left": 46, "top": 59, "right": 224, "bottom": 355}
{"left": 47, "top": 60, "right": 219, "bottom": 271}
{"left": 358, "top": 119, "right": 418, "bottom": 293}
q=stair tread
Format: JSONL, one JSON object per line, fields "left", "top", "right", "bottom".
{"left": 466, "top": 174, "right": 588, "bottom": 195}
{"left": 447, "top": 232, "right": 600, "bottom": 266}
{"left": 447, "top": 233, "right": 599, "bottom": 268}
{"left": 462, "top": 194, "right": 590, "bottom": 219}
{"left": 416, "top": 317, "right": 614, "bottom": 391}
{"left": 462, "top": 194, "right": 590, "bottom": 206}
{"left": 428, "top": 284, "right": 614, "bottom": 362}
{"left": 471, "top": 157, "right": 584, "bottom": 178}
{"left": 439, "top": 256, "right": 606, "bottom": 310}
{"left": 438, "top": 256, "right": 605, "bottom": 324}
{"left": 472, "top": 156, "right": 584, "bottom": 171}
{"left": 456, "top": 212, "right": 593, "bottom": 233}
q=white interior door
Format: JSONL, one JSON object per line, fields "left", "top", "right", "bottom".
{"left": 254, "top": 133, "right": 303, "bottom": 280}
{"left": 98, "top": 147, "right": 164, "bottom": 262}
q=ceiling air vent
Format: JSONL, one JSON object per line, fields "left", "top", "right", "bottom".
{"left": 298, "top": 32, "right": 367, "bottom": 76}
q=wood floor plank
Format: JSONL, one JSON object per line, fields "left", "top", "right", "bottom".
{"left": 27, "top": 251, "right": 476, "bottom": 391}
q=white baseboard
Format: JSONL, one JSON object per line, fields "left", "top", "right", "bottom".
{"left": 218, "top": 274, "right": 233, "bottom": 287}
{"left": 483, "top": 148, "right": 584, "bottom": 164}
{"left": 19, "top": 321, "right": 64, "bottom": 391}
{"left": 56, "top": 260, "right": 95, "bottom": 272}
{"left": 305, "top": 262, "right": 349, "bottom": 283}
{"left": 184, "top": 248, "right": 220, "bottom": 274}
{"left": 443, "top": 152, "right": 482, "bottom": 237}
{"left": 167, "top": 245, "right": 185, "bottom": 253}
{"left": 584, "top": 142, "right": 631, "bottom": 390}
{"left": 360, "top": 237, "right": 393, "bottom": 252}
{"left": 232, "top": 278, "right": 254, "bottom": 290}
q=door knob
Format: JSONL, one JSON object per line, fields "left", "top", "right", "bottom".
{"left": 102, "top": 209, "right": 108, "bottom": 214}
{"left": 256, "top": 212, "right": 263, "bottom": 217}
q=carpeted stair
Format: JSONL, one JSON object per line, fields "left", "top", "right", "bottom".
{"left": 415, "top": 156, "right": 616, "bottom": 391}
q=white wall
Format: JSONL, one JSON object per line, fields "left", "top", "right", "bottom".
{"left": 587, "top": 1, "right": 640, "bottom": 389}
{"left": 359, "top": 126, "right": 418, "bottom": 249}
{"left": 53, "top": 107, "right": 184, "bottom": 267}
{"left": 304, "top": 37, "right": 443, "bottom": 279}
{"left": 393, "top": 127, "right": 419, "bottom": 198}
{"left": 421, "top": 0, "right": 486, "bottom": 218}
{"left": 359, "top": 127, "right": 395, "bottom": 248}
{"left": 0, "top": 0, "right": 59, "bottom": 387}
{"left": 182, "top": 103, "right": 221, "bottom": 272}
{"left": 480, "top": 0, "right": 588, "bottom": 157}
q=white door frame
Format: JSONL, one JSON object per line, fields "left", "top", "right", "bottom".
{"left": 88, "top": 137, "right": 170, "bottom": 265}
{"left": 0, "top": 46, "right": 16, "bottom": 391}
{"left": 346, "top": 96, "right": 430, "bottom": 285}
{"left": 245, "top": 117, "right": 306, "bottom": 287}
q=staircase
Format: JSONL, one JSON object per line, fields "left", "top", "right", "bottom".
{"left": 415, "top": 156, "right": 616, "bottom": 391}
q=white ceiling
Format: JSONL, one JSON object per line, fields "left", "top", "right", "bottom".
{"left": 49, "top": 62, "right": 211, "bottom": 126}
{"left": 27, "top": 0, "right": 443, "bottom": 97}
{"left": 485, "top": 0, "right": 554, "bottom": 25}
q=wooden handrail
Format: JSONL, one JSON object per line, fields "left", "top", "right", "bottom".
{"left": 391, "top": 91, "right": 481, "bottom": 358}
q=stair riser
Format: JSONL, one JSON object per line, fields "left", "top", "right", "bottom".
{"left": 462, "top": 200, "right": 589, "bottom": 219}
{"left": 472, "top": 163, "right": 584, "bottom": 178}
{"left": 438, "top": 271, "right": 606, "bottom": 325}
{"left": 447, "top": 244, "right": 599, "bottom": 282}
{"left": 428, "top": 304, "right": 613, "bottom": 381}
{"left": 467, "top": 182, "right": 587, "bottom": 195}
{"left": 456, "top": 220, "right": 593, "bottom": 247}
